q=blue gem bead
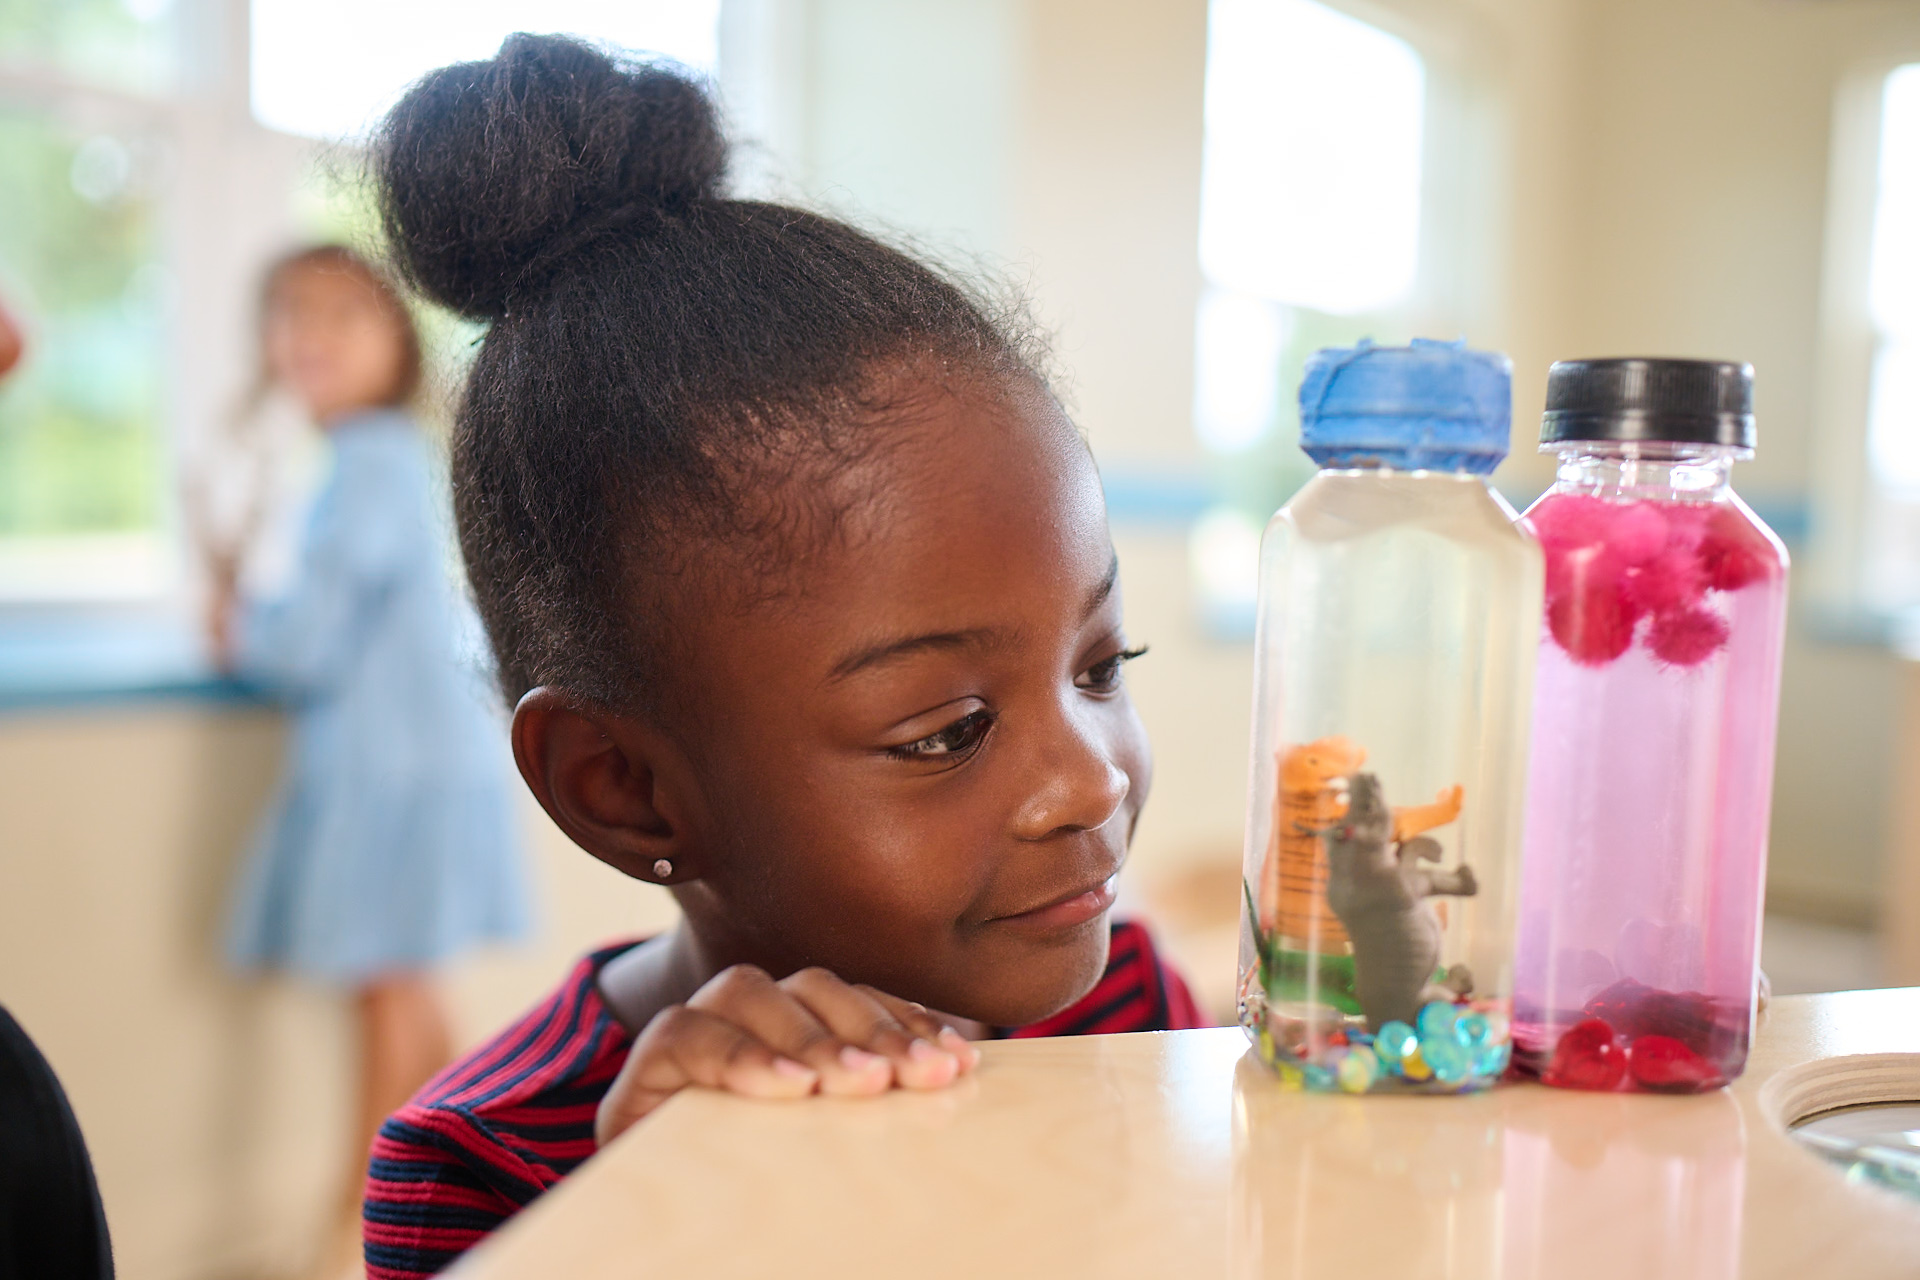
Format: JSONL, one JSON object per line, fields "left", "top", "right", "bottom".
{"left": 1471, "top": 1041, "right": 1511, "bottom": 1077}
{"left": 1374, "top": 1021, "right": 1417, "bottom": 1069}
{"left": 1454, "top": 1011, "right": 1491, "bottom": 1048}
{"left": 1301, "top": 1063, "right": 1337, "bottom": 1092}
{"left": 1421, "top": 1036, "right": 1470, "bottom": 1084}
{"left": 1417, "top": 1001, "right": 1458, "bottom": 1041}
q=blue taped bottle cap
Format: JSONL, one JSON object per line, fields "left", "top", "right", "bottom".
{"left": 1299, "top": 338, "right": 1513, "bottom": 474}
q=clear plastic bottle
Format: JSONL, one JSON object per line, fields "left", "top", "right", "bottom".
{"left": 1238, "top": 340, "right": 1543, "bottom": 1094}
{"left": 1511, "top": 359, "right": 1788, "bottom": 1093}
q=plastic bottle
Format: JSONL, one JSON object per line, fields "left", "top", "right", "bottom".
{"left": 1238, "top": 339, "right": 1543, "bottom": 1094}
{"left": 1511, "top": 359, "right": 1788, "bottom": 1093}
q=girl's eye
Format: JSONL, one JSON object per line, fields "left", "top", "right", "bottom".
{"left": 887, "top": 709, "right": 994, "bottom": 761}
{"left": 1078, "top": 645, "right": 1148, "bottom": 693}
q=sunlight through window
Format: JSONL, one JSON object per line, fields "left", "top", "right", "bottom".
{"left": 1198, "top": 0, "right": 1425, "bottom": 316}
{"left": 249, "top": 0, "right": 720, "bottom": 140}
{"left": 1868, "top": 64, "right": 1920, "bottom": 492}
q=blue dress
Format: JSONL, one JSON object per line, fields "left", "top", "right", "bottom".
{"left": 225, "top": 409, "right": 533, "bottom": 982}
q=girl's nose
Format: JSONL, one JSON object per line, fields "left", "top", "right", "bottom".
{"left": 1010, "top": 710, "right": 1131, "bottom": 840}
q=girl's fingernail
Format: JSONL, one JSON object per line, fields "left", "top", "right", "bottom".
{"left": 839, "top": 1046, "right": 886, "bottom": 1073}
{"left": 908, "top": 1038, "right": 954, "bottom": 1067}
{"left": 938, "top": 1027, "right": 979, "bottom": 1065}
{"left": 772, "top": 1057, "right": 817, "bottom": 1082}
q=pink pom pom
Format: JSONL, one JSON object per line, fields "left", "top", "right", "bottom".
{"left": 1548, "top": 584, "right": 1639, "bottom": 665}
{"left": 1609, "top": 503, "right": 1668, "bottom": 565}
{"left": 1647, "top": 606, "right": 1729, "bottom": 667}
{"left": 1529, "top": 494, "right": 1613, "bottom": 551}
{"left": 1699, "top": 506, "right": 1775, "bottom": 593}
{"left": 1622, "top": 545, "right": 1706, "bottom": 615}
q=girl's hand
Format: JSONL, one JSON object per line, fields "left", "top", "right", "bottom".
{"left": 594, "top": 965, "right": 982, "bottom": 1145}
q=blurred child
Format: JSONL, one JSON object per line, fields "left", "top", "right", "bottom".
{"left": 209, "top": 245, "right": 531, "bottom": 1277}
{"left": 356, "top": 36, "right": 1204, "bottom": 1278}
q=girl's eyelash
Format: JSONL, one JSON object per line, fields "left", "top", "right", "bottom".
{"left": 885, "top": 646, "right": 1144, "bottom": 763}
{"left": 887, "top": 709, "right": 994, "bottom": 761}
{"left": 1080, "top": 645, "right": 1148, "bottom": 691}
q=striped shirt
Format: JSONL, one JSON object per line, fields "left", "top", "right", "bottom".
{"left": 364, "top": 920, "right": 1204, "bottom": 1278}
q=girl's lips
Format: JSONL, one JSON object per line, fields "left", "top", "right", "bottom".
{"left": 994, "top": 876, "right": 1118, "bottom": 931}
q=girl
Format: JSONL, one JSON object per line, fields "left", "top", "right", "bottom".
{"left": 360, "top": 35, "right": 1205, "bottom": 1279}
{"left": 210, "top": 245, "right": 532, "bottom": 1277}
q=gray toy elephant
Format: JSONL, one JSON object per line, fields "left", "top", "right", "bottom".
{"left": 1322, "top": 771, "right": 1477, "bottom": 1030}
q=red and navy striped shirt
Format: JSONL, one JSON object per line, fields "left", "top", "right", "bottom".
{"left": 363, "top": 920, "right": 1204, "bottom": 1278}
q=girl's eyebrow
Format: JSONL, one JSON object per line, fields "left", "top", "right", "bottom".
{"left": 826, "top": 552, "right": 1119, "bottom": 684}
{"left": 1085, "top": 551, "right": 1120, "bottom": 620}
{"left": 826, "top": 628, "right": 1002, "bottom": 683}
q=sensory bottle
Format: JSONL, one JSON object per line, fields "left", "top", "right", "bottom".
{"left": 1238, "top": 339, "right": 1543, "bottom": 1094}
{"left": 1511, "top": 359, "right": 1789, "bottom": 1093}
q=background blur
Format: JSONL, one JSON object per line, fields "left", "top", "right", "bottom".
{"left": 4, "top": 0, "right": 1920, "bottom": 1275}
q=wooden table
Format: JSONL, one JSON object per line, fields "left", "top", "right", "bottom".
{"left": 453, "top": 990, "right": 1920, "bottom": 1278}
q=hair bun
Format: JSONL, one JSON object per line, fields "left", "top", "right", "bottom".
{"left": 374, "top": 32, "right": 727, "bottom": 320}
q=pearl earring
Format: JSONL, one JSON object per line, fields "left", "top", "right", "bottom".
{"left": 652, "top": 858, "right": 673, "bottom": 880}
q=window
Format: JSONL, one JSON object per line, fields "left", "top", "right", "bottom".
{"left": 250, "top": 0, "right": 719, "bottom": 140}
{"left": 1821, "top": 61, "right": 1920, "bottom": 612}
{"left": 1189, "top": 0, "right": 1430, "bottom": 631}
{"left": 0, "top": 0, "right": 182, "bottom": 598}
{"left": 0, "top": 0, "right": 721, "bottom": 605}
{"left": 1862, "top": 66, "right": 1920, "bottom": 603}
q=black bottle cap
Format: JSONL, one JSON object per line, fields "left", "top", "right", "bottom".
{"left": 1540, "top": 358, "right": 1755, "bottom": 449}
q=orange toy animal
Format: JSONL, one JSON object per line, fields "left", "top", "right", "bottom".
{"left": 1258, "top": 736, "right": 1464, "bottom": 947}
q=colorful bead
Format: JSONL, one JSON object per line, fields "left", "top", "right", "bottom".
{"left": 1400, "top": 1047, "right": 1433, "bottom": 1081}
{"left": 1417, "top": 1001, "right": 1459, "bottom": 1041}
{"left": 1374, "top": 1020, "right": 1417, "bottom": 1069}
{"left": 1275, "top": 1060, "right": 1305, "bottom": 1091}
{"left": 1454, "top": 1011, "right": 1492, "bottom": 1048}
{"left": 1421, "top": 1035, "right": 1470, "bottom": 1084}
{"left": 1337, "top": 1049, "right": 1379, "bottom": 1093}
{"left": 1542, "top": 1018, "right": 1625, "bottom": 1091}
{"left": 1301, "top": 1063, "right": 1336, "bottom": 1092}
{"left": 1626, "top": 1034, "right": 1725, "bottom": 1092}
{"left": 1471, "top": 1041, "right": 1511, "bottom": 1077}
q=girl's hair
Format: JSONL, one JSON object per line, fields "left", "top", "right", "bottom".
{"left": 259, "top": 243, "right": 424, "bottom": 409}
{"left": 372, "top": 33, "right": 1045, "bottom": 712}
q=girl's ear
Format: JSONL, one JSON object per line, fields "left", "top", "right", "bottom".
{"left": 511, "top": 687, "right": 698, "bottom": 885}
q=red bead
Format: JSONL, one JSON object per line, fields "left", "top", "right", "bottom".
{"left": 1542, "top": 1018, "right": 1625, "bottom": 1091}
{"left": 1626, "top": 1034, "right": 1725, "bottom": 1092}
{"left": 1581, "top": 980, "right": 1722, "bottom": 1053}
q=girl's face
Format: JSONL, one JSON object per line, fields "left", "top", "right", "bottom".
{"left": 264, "top": 262, "right": 409, "bottom": 425}
{"left": 669, "top": 379, "right": 1152, "bottom": 1027}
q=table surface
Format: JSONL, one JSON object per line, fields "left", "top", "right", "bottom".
{"left": 452, "top": 989, "right": 1920, "bottom": 1279}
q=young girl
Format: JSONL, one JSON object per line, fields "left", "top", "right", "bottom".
{"left": 209, "top": 245, "right": 532, "bottom": 1276}
{"left": 360, "top": 35, "right": 1205, "bottom": 1278}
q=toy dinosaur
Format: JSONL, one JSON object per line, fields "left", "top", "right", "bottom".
{"left": 1260, "top": 736, "right": 1465, "bottom": 947}
{"left": 1321, "top": 771, "right": 1478, "bottom": 1030}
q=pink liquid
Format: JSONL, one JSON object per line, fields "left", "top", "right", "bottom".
{"left": 1512, "top": 491, "right": 1788, "bottom": 1091}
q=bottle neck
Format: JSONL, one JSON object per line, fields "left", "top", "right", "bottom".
{"left": 1550, "top": 442, "right": 1745, "bottom": 499}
